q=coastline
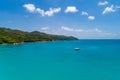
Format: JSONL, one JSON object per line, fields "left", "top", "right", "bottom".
{"left": 1, "top": 39, "right": 120, "bottom": 45}
{"left": 0, "top": 40, "right": 56, "bottom": 45}
{"left": 0, "top": 39, "right": 80, "bottom": 46}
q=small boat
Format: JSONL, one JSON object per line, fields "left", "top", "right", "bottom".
{"left": 74, "top": 48, "right": 80, "bottom": 51}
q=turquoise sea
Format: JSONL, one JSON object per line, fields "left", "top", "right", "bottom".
{"left": 0, "top": 40, "right": 120, "bottom": 80}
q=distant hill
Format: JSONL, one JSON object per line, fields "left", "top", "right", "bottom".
{"left": 0, "top": 27, "right": 78, "bottom": 44}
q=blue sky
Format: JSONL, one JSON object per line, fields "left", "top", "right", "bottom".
{"left": 0, "top": 0, "right": 120, "bottom": 39}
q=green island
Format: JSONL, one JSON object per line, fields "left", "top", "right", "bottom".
{"left": 0, "top": 27, "right": 78, "bottom": 44}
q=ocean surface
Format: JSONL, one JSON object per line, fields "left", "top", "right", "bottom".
{"left": 0, "top": 40, "right": 120, "bottom": 80}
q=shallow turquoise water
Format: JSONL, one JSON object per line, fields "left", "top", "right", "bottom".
{"left": 0, "top": 40, "right": 120, "bottom": 80}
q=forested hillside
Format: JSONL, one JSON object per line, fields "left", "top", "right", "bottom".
{"left": 0, "top": 27, "right": 78, "bottom": 44}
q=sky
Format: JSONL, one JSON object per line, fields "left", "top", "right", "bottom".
{"left": 0, "top": 0, "right": 120, "bottom": 39}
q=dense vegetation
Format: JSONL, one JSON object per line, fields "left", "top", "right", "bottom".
{"left": 0, "top": 27, "right": 78, "bottom": 44}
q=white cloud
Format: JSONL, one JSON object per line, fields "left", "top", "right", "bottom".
{"left": 61, "top": 26, "right": 84, "bottom": 32}
{"left": 86, "top": 28, "right": 102, "bottom": 33}
{"left": 41, "top": 27, "right": 50, "bottom": 30}
{"left": 88, "top": 16, "right": 95, "bottom": 20}
{"left": 102, "top": 5, "right": 120, "bottom": 14}
{"left": 61, "top": 26, "right": 74, "bottom": 32}
{"left": 23, "top": 4, "right": 35, "bottom": 13}
{"left": 98, "top": 1, "right": 108, "bottom": 6}
{"left": 61, "top": 26, "right": 101, "bottom": 33}
{"left": 39, "top": 26, "right": 118, "bottom": 39}
{"left": 36, "top": 7, "right": 61, "bottom": 16}
{"left": 81, "top": 11, "right": 88, "bottom": 16}
{"left": 81, "top": 11, "right": 96, "bottom": 21}
{"left": 36, "top": 8, "right": 45, "bottom": 16}
{"left": 65, "top": 6, "right": 78, "bottom": 13}
{"left": 44, "top": 8, "right": 61, "bottom": 16}
{"left": 103, "top": 33, "right": 118, "bottom": 36}
{"left": 23, "top": 3, "right": 61, "bottom": 16}
{"left": 102, "top": 5, "right": 116, "bottom": 14}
